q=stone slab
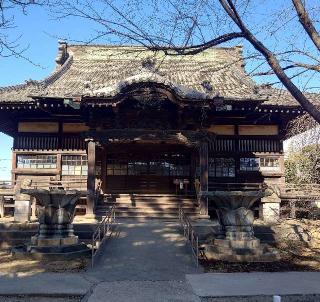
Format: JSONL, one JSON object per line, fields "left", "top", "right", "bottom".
{"left": 0, "top": 273, "right": 92, "bottom": 296}
{"left": 87, "top": 281, "right": 200, "bottom": 302}
{"left": 14, "top": 200, "right": 31, "bottom": 223}
{"left": 186, "top": 272, "right": 320, "bottom": 298}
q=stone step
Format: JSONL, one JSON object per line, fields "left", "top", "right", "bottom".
{"left": 97, "top": 212, "right": 200, "bottom": 219}
{"left": 95, "top": 208, "right": 198, "bottom": 216}
{"left": 95, "top": 205, "right": 199, "bottom": 213}
{"left": 103, "top": 193, "right": 195, "bottom": 197}
{"left": 98, "top": 203, "right": 198, "bottom": 209}
{"left": 99, "top": 203, "right": 197, "bottom": 209}
{"left": 102, "top": 199, "right": 196, "bottom": 205}
{"left": 103, "top": 195, "right": 196, "bottom": 201}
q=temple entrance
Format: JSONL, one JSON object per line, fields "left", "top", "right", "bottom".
{"left": 104, "top": 144, "right": 194, "bottom": 194}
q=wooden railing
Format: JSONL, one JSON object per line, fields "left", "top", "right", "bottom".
{"left": 91, "top": 205, "right": 116, "bottom": 267}
{"left": 178, "top": 205, "right": 199, "bottom": 267}
{"left": 28, "top": 179, "right": 88, "bottom": 191}
{"left": 0, "top": 180, "right": 15, "bottom": 190}
{"left": 0, "top": 179, "right": 87, "bottom": 191}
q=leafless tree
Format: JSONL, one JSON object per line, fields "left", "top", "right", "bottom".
{"left": 0, "top": 0, "right": 45, "bottom": 60}
{"left": 51, "top": 0, "right": 320, "bottom": 122}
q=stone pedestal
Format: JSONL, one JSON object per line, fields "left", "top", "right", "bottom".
{"left": 14, "top": 199, "right": 31, "bottom": 223}
{"left": 12, "top": 189, "right": 90, "bottom": 259}
{"left": 260, "top": 193, "right": 281, "bottom": 224}
{"left": 202, "top": 190, "right": 280, "bottom": 262}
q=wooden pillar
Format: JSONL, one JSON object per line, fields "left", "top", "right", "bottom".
{"left": 101, "top": 147, "right": 107, "bottom": 194}
{"left": 56, "top": 153, "right": 62, "bottom": 181}
{"left": 199, "top": 142, "right": 209, "bottom": 217}
{"left": 86, "top": 139, "right": 96, "bottom": 216}
{"left": 11, "top": 150, "right": 16, "bottom": 186}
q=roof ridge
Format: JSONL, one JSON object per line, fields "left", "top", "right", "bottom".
{"left": 41, "top": 55, "right": 74, "bottom": 88}
{"left": 68, "top": 43, "right": 243, "bottom": 51}
{"left": 0, "top": 54, "right": 73, "bottom": 93}
{"left": 0, "top": 81, "right": 38, "bottom": 93}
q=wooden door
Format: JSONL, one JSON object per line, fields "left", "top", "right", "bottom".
{"left": 105, "top": 146, "right": 192, "bottom": 193}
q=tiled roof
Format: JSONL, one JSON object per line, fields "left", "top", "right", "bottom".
{"left": 0, "top": 42, "right": 319, "bottom": 107}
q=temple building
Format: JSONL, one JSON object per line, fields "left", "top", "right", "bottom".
{"left": 0, "top": 41, "right": 312, "bottom": 220}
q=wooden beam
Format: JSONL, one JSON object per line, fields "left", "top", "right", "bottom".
{"left": 84, "top": 129, "right": 213, "bottom": 147}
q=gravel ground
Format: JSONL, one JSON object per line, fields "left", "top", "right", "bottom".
{"left": 202, "top": 219, "right": 320, "bottom": 273}
{"left": 0, "top": 250, "right": 88, "bottom": 275}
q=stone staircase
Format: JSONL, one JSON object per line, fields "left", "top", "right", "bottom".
{"left": 95, "top": 194, "right": 200, "bottom": 219}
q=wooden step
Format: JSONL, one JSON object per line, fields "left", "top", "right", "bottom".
{"left": 96, "top": 193, "right": 199, "bottom": 218}
{"left": 96, "top": 212, "right": 200, "bottom": 219}
{"left": 102, "top": 199, "right": 196, "bottom": 204}
{"left": 99, "top": 203, "right": 197, "bottom": 209}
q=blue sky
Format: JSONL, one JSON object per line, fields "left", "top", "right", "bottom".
{"left": 0, "top": 1, "right": 319, "bottom": 179}
{"left": 0, "top": 5, "right": 99, "bottom": 179}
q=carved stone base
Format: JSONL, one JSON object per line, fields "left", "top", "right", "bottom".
{"left": 31, "top": 234, "right": 79, "bottom": 247}
{"left": 202, "top": 189, "right": 280, "bottom": 262}
{"left": 12, "top": 242, "right": 90, "bottom": 260}
{"left": 203, "top": 238, "right": 280, "bottom": 262}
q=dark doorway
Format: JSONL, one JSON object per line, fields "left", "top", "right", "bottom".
{"left": 105, "top": 144, "right": 193, "bottom": 193}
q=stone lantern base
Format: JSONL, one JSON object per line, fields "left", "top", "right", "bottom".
{"left": 203, "top": 238, "right": 280, "bottom": 262}
{"left": 11, "top": 188, "right": 90, "bottom": 260}
{"left": 12, "top": 240, "right": 90, "bottom": 260}
{"left": 202, "top": 190, "right": 280, "bottom": 262}
{"left": 30, "top": 234, "right": 79, "bottom": 247}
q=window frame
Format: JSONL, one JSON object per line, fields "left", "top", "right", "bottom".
{"left": 61, "top": 155, "right": 88, "bottom": 176}
{"left": 239, "top": 156, "right": 281, "bottom": 172}
{"left": 16, "top": 154, "right": 57, "bottom": 169}
{"left": 208, "top": 157, "right": 235, "bottom": 178}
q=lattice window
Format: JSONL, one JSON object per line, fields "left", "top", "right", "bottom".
{"left": 209, "top": 158, "right": 235, "bottom": 177}
{"left": 17, "top": 154, "right": 57, "bottom": 169}
{"left": 107, "top": 160, "right": 127, "bottom": 176}
{"left": 107, "top": 155, "right": 190, "bottom": 177}
{"left": 62, "top": 155, "right": 88, "bottom": 176}
{"left": 240, "top": 158, "right": 260, "bottom": 171}
{"left": 259, "top": 157, "right": 280, "bottom": 171}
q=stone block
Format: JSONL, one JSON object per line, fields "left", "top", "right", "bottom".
{"left": 260, "top": 193, "right": 281, "bottom": 224}
{"left": 36, "top": 237, "right": 61, "bottom": 247}
{"left": 215, "top": 238, "right": 260, "bottom": 249}
{"left": 204, "top": 242, "right": 280, "bottom": 262}
{"left": 14, "top": 200, "right": 31, "bottom": 223}
{"left": 61, "top": 236, "right": 79, "bottom": 246}
{"left": 260, "top": 202, "right": 280, "bottom": 224}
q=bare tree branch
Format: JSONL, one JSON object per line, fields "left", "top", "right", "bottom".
{"left": 292, "top": 0, "right": 320, "bottom": 52}
{"left": 219, "top": 0, "right": 320, "bottom": 123}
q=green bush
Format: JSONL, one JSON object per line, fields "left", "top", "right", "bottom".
{"left": 285, "top": 144, "right": 320, "bottom": 184}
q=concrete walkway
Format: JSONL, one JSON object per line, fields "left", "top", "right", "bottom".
{"left": 187, "top": 272, "right": 320, "bottom": 301}
{"left": 87, "top": 220, "right": 201, "bottom": 281}
{"left": 1, "top": 220, "right": 320, "bottom": 301}
{"left": 0, "top": 273, "right": 91, "bottom": 297}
